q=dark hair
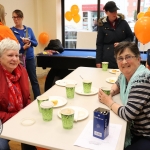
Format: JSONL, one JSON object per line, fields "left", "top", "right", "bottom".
{"left": 12, "top": 9, "right": 23, "bottom": 18}
{"left": 103, "top": 1, "right": 119, "bottom": 12}
{"left": 114, "top": 41, "right": 140, "bottom": 58}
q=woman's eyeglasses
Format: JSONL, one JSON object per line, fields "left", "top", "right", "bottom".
{"left": 12, "top": 16, "right": 21, "bottom": 19}
{"left": 117, "top": 55, "right": 136, "bottom": 62}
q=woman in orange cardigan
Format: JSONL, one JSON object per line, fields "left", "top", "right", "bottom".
{"left": 0, "top": 4, "right": 18, "bottom": 42}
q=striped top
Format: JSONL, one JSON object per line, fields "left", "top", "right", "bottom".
{"left": 116, "top": 76, "right": 150, "bottom": 137}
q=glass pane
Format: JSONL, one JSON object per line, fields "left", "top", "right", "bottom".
{"left": 140, "top": 0, "right": 150, "bottom": 12}
{"left": 64, "top": 0, "right": 99, "bottom": 48}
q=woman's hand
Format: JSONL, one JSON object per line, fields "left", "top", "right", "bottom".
{"left": 44, "top": 50, "right": 59, "bottom": 55}
{"left": 98, "top": 89, "right": 114, "bottom": 107}
{"left": 96, "top": 63, "right": 102, "bottom": 68}
{"left": 21, "top": 37, "right": 30, "bottom": 44}
{"left": 23, "top": 42, "right": 31, "bottom": 50}
{"left": 114, "top": 42, "right": 119, "bottom": 47}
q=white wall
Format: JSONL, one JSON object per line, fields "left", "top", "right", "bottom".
{"left": 0, "top": 0, "right": 61, "bottom": 76}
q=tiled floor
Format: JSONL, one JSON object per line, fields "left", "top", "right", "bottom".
{"left": 9, "top": 75, "right": 46, "bottom": 150}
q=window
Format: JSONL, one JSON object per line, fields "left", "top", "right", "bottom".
{"left": 62, "top": 0, "right": 142, "bottom": 48}
{"left": 133, "top": 2, "right": 136, "bottom": 6}
{"left": 141, "top": 2, "right": 144, "bottom": 7}
{"left": 64, "top": 0, "right": 98, "bottom": 48}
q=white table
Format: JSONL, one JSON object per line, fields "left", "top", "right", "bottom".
{"left": 0, "top": 67, "right": 126, "bottom": 150}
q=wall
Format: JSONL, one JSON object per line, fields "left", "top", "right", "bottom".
{"left": 0, "top": 0, "right": 61, "bottom": 76}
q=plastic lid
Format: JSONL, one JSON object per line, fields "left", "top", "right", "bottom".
{"left": 65, "top": 84, "right": 75, "bottom": 88}
{"left": 21, "top": 118, "right": 35, "bottom": 126}
{"left": 101, "top": 87, "right": 111, "bottom": 91}
{"left": 60, "top": 108, "right": 74, "bottom": 115}
{"left": 102, "top": 62, "right": 109, "bottom": 64}
{"left": 83, "top": 80, "right": 92, "bottom": 83}
{"left": 40, "top": 101, "right": 54, "bottom": 108}
{"left": 37, "top": 96, "right": 49, "bottom": 101}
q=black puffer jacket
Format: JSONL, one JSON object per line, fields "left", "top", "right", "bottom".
{"left": 96, "top": 13, "right": 134, "bottom": 68}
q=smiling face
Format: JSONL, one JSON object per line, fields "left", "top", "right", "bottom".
{"left": 0, "top": 50, "right": 19, "bottom": 73}
{"left": 116, "top": 48, "right": 141, "bottom": 81}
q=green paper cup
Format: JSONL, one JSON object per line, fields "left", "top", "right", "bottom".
{"left": 66, "top": 84, "right": 75, "bottom": 99}
{"left": 101, "top": 87, "right": 111, "bottom": 95}
{"left": 83, "top": 80, "right": 92, "bottom": 93}
{"left": 102, "top": 62, "right": 109, "bottom": 71}
{"left": 37, "top": 96, "right": 49, "bottom": 112}
{"left": 60, "top": 108, "right": 74, "bottom": 129}
{"left": 40, "top": 101, "right": 54, "bottom": 121}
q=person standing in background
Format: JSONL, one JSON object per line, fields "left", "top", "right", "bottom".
{"left": 11, "top": 9, "right": 40, "bottom": 100}
{"left": 93, "top": 18, "right": 97, "bottom": 31}
{"left": 96, "top": 1, "right": 134, "bottom": 69}
{"left": 0, "top": 4, "right": 18, "bottom": 42}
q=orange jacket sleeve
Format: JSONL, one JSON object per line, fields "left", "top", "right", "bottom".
{"left": 0, "top": 23, "right": 18, "bottom": 43}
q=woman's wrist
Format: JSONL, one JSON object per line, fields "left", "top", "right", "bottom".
{"left": 109, "top": 101, "right": 116, "bottom": 110}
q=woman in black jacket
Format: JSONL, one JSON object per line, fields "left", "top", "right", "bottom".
{"left": 96, "top": 1, "right": 134, "bottom": 69}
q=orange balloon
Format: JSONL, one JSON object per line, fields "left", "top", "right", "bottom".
{"left": 134, "top": 17, "right": 150, "bottom": 44}
{"left": 39, "top": 32, "right": 49, "bottom": 44}
{"left": 71, "top": 5, "right": 79, "bottom": 15}
{"left": 137, "top": 12, "right": 144, "bottom": 19}
{"left": 73, "top": 14, "right": 80, "bottom": 23}
{"left": 144, "top": 11, "right": 150, "bottom": 17}
{"left": 65, "top": 11, "right": 73, "bottom": 21}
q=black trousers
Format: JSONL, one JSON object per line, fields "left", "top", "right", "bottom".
{"left": 45, "top": 68, "right": 73, "bottom": 91}
{"left": 125, "top": 136, "right": 150, "bottom": 150}
{"left": 21, "top": 143, "right": 36, "bottom": 150}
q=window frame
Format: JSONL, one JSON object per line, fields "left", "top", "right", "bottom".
{"left": 61, "top": 0, "right": 141, "bottom": 47}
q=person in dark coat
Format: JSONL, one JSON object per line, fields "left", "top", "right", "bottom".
{"left": 96, "top": 1, "right": 134, "bottom": 69}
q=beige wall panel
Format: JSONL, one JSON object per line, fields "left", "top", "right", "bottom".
{"left": 0, "top": 0, "right": 61, "bottom": 76}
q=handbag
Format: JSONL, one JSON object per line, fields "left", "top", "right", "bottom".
{"left": 19, "top": 27, "right": 29, "bottom": 67}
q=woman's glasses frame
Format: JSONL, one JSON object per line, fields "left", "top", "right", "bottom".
{"left": 117, "top": 55, "right": 136, "bottom": 63}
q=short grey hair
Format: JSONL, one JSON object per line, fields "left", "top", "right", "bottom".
{"left": 0, "top": 38, "right": 20, "bottom": 56}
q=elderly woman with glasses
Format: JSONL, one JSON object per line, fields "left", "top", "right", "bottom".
{"left": 98, "top": 41, "right": 150, "bottom": 150}
{"left": 0, "top": 38, "right": 36, "bottom": 150}
{"left": 0, "top": 4, "right": 18, "bottom": 42}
